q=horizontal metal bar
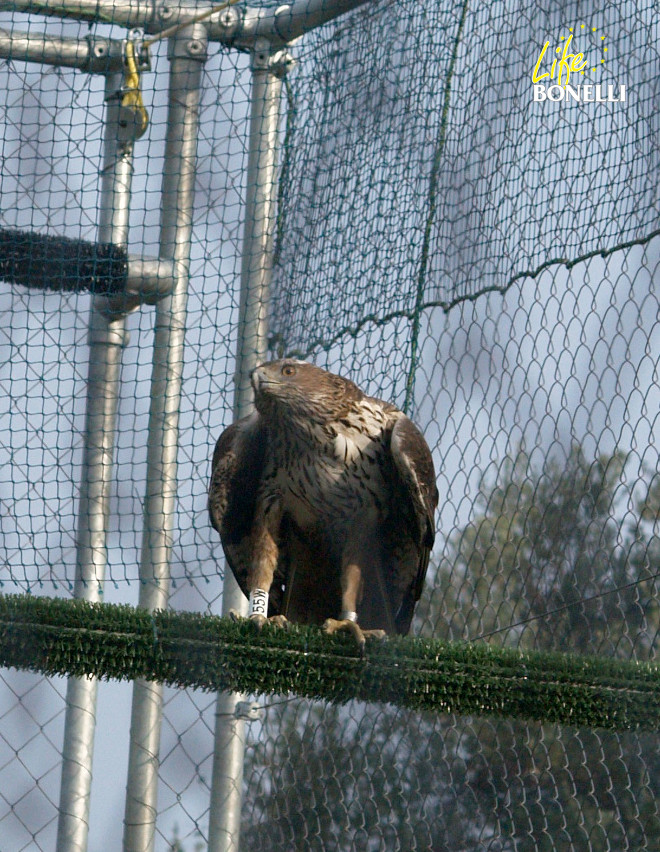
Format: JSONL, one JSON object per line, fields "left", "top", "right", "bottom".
{"left": 0, "top": 0, "right": 372, "bottom": 46}
{"left": 0, "top": 27, "right": 124, "bottom": 72}
{"left": 0, "top": 0, "right": 155, "bottom": 28}
{"left": 233, "top": 0, "right": 372, "bottom": 47}
{"left": 0, "top": 226, "right": 173, "bottom": 311}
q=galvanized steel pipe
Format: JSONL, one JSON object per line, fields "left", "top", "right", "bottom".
{"left": 122, "top": 23, "right": 208, "bottom": 852}
{"left": 0, "top": 0, "right": 372, "bottom": 48}
{"left": 207, "top": 39, "right": 287, "bottom": 852}
{"left": 56, "top": 70, "right": 133, "bottom": 852}
{"left": 0, "top": 27, "right": 124, "bottom": 71}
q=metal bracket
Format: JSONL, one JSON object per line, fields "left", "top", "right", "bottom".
{"left": 165, "top": 20, "right": 209, "bottom": 61}
{"left": 101, "top": 256, "right": 177, "bottom": 318}
{"left": 0, "top": 28, "right": 125, "bottom": 74}
{"left": 251, "top": 37, "right": 296, "bottom": 76}
{"left": 211, "top": 2, "right": 240, "bottom": 37}
{"left": 126, "top": 29, "right": 151, "bottom": 71}
{"left": 114, "top": 35, "right": 150, "bottom": 143}
{"left": 157, "top": 3, "right": 175, "bottom": 23}
{"left": 234, "top": 701, "right": 264, "bottom": 722}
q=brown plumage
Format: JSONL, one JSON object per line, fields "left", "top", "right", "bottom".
{"left": 208, "top": 359, "right": 438, "bottom": 646}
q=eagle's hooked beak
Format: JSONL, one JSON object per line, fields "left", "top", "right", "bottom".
{"left": 252, "top": 362, "right": 293, "bottom": 399}
{"left": 250, "top": 367, "right": 263, "bottom": 394}
{"left": 251, "top": 365, "right": 274, "bottom": 395}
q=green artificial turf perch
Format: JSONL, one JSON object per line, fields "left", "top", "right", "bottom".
{"left": 0, "top": 593, "right": 658, "bottom": 732}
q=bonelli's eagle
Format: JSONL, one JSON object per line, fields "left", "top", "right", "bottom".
{"left": 209, "top": 359, "right": 438, "bottom": 648}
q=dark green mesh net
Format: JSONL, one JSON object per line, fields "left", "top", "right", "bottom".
{"left": 269, "top": 0, "right": 659, "bottom": 370}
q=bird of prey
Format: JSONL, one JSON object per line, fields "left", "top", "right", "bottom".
{"left": 208, "top": 359, "right": 438, "bottom": 649}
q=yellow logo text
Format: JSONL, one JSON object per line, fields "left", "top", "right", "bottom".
{"left": 532, "top": 34, "right": 587, "bottom": 86}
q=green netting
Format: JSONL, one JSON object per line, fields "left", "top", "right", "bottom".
{"left": 270, "top": 0, "right": 659, "bottom": 368}
{"left": 0, "top": 0, "right": 659, "bottom": 849}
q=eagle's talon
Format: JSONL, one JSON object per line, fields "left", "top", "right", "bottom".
{"left": 228, "top": 611, "right": 290, "bottom": 630}
{"left": 231, "top": 611, "right": 291, "bottom": 631}
{"left": 268, "top": 614, "right": 291, "bottom": 630}
{"left": 365, "top": 629, "right": 387, "bottom": 641}
{"left": 227, "top": 611, "right": 267, "bottom": 629}
{"left": 323, "top": 618, "right": 385, "bottom": 653}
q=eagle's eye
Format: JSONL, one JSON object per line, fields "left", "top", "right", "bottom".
{"left": 281, "top": 364, "right": 297, "bottom": 377}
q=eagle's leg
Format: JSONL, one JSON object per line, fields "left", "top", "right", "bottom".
{"left": 233, "top": 496, "right": 290, "bottom": 630}
{"left": 323, "top": 562, "right": 386, "bottom": 652}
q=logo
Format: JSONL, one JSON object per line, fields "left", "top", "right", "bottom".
{"left": 532, "top": 25, "right": 625, "bottom": 103}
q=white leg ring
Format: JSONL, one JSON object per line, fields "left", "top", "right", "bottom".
{"left": 249, "top": 588, "right": 269, "bottom": 618}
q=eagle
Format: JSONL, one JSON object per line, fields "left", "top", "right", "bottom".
{"left": 208, "top": 359, "right": 438, "bottom": 649}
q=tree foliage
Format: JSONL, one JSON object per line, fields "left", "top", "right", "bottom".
{"left": 425, "top": 445, "right": 660, "bottom": 659}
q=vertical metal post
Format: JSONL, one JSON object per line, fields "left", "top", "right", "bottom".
{"left": 122, "top": 24, "right": 208, "bottom": 852}
{"left": 207, "top": 39, "right": 288, "bottom": 852}
{"left": 57, "top": 70, "right": 133, "bottom": 852}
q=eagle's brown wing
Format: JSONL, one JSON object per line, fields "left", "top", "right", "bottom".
{"left": 208, "top": 413, "right": 268, "bottom": 600}
{"left": 389, "top": 416, "right": 439, "bottom": 633}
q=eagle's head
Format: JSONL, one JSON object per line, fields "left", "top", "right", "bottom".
{"left": 251, "top": 359, "right": 362, "bottom": 425}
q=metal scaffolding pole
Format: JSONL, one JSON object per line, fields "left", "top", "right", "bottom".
{"left": 57, "top": 69, "right": 134, "bottom": 852}
{"left": 0, "top": 27, "right": 124, "bottom": 70}
{"left": 207, "top": 39, "right": 290, "bottom": 852}
{"left": 0, "top": 0, "right": 372, "bottom": 48}
{"left": 122, "top": 23, "right": 208, "bottom": 852}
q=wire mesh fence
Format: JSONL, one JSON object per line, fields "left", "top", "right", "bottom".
{"left": 0, "top": 0, "right": 659, "bottom": 849}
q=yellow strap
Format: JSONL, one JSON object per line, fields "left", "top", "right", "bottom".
{"left": 121, "top": 40, "right": 149, "bottom": 139}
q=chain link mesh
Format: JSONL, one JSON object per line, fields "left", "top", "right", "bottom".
{"left": 1, "top": 0, "right": 659, "bottom": 849}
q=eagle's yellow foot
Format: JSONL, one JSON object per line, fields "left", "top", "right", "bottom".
{"left": 323, "top": 617, "right": 386, "bottom": 653}
{"left": 229, "top": 611, "right": 290, "bottom": 630}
